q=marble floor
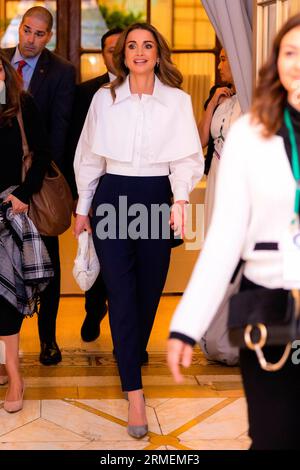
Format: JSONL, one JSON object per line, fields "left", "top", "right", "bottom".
{"left": 0, "top": 296, "right": 250, "bottom": 450}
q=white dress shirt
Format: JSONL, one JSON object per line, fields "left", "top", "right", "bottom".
{"left": 170, "top": 114, "right": 297, "bottom": 343}
{"left": 74, "top": 76, "right": 204, "bottom": 215}
{"left": 108, "top": 72, "right": 116, "bottom": 82}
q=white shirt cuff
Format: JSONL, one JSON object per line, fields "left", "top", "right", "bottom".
{"left": 76, "top": 197, "right": 92, "bottom": 216}
{"left": 173, "top": 184, "right": 189, "bottom": 203}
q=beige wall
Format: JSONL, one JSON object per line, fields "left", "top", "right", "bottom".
{"left": 289, "top": 0, "right": 300, "bottom": 14}
{"left": 254, "top": 0, "right": 300, "bottom": 78}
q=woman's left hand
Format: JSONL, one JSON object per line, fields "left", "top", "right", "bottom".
{"left": 170, "top": 200, "right": 188, "bottom": 238}
{"left": 3, "top": 194, "right": 29, "bottom": 214}
{"left": 167, "top": 338, "right": 194, "bottom": 383}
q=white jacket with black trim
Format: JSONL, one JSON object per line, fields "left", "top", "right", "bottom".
{"left": 170, "top": 114, "right": 296, "bottom": 343}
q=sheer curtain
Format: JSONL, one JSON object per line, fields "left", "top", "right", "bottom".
{"left": 201, "top": 0, "right": 253, "bottom": 112}
{"left": 172, "top": 53, "right": 215, "bottom": 123}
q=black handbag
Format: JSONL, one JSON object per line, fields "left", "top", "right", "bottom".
{"left": 228, "top": 287, "right": 300, "bottom": 371}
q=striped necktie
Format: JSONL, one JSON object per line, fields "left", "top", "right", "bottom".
{"left": 16, "top": 60, "right": 27, "bottom": 78}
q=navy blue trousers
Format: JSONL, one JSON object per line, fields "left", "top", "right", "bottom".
{"left": 92, "top": 174, "right": 172, "bottom": 391}
{"left": 38, "top": 235, "right": 61, "bottom": 343}
{"left": 85, "top": 272, "right": 107, "bottom": 317}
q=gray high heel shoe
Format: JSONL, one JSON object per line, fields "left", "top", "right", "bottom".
{"left": 126, "top": 393, "right": 148, "bottom": 439}
{"left": 127, "top": 423, "right": 148, "bottom": 439}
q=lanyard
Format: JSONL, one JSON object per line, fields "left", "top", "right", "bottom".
{"left": 284, "top": 108, "right": 300, "bottom": 215}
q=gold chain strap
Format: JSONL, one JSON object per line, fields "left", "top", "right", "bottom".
{"left": 243, "top": 289, "right": 300, "bottom": 371}
{"left": 244, "top": 323, "right": 292, "bottom": 371}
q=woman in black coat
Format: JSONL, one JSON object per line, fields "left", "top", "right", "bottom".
{"left": 0, "top": 50, "right": 51, "bottom": 412}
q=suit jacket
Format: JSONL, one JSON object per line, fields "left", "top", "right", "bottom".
{"left": 5, "top": 47, "right": 76, "bottom": 172}
{"left": 65, "top": 72, "right": 109, "bottom": 198}
{"left": 0, "top": 93, "right": 51, "bottom": 202}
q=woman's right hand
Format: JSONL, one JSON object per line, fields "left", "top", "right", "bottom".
{"left": 198, "top": 86, "right": 234, "bottom": 146}
{"left": 73, "top": 214, "right": 92, "bottom": 238}
{"left": 3, "top": 194, "right": 29, "bottom": 214}
{"left": 211, "top": 86, "right": 233, "bottom": 108}
{"left": 167, "top": 338, "right": 194, "bottom": 383}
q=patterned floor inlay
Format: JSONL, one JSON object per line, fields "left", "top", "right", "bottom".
{"left": 19, "top": 350, "right": 240, "bottom": 374}
{"left": 0, "top": 349, "right": 248, "bottom": 450}
{"left": 2, "top": 294, "right": 248, "bottom": 451}
{"left": 0, "top": 350, "right": 242, "bottom": 401}
{"left": 0, "top": 397, "right": 250, "bottom": 450}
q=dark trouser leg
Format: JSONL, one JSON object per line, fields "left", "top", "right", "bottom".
{"left": 93, "top": 235, "right": 142, "bottom": 391}
{"left": 84, "top": 273, "right": 107, "bottom": 317}
{"left": 240, "top": 347, "right": 300, "bottom": 449}
{"left": 94, "top": 237, "right": 171, "bottom": 390}
{"left": 91, "top": 174, "right": 172, "bottom": 391}
{"left": 38, "top": 236, "right": 60, "bottom": 343}
{"left": 81, "top": 273, "right": 107, "bottom": 342}
{"left": 136, "top": 238, "right": 171, "bottom": 356}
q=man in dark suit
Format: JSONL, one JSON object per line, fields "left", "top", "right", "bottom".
{"left": 67, "top": 28, "right": 123, "bottom": 345}
{"left": 5, "top": 6, "right": 76, "bottom": 365}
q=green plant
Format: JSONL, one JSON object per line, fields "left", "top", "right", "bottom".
{"left": 99, "top": 5, "right": 144, "bottom": 29}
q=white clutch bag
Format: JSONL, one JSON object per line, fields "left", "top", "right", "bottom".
{"left": 73, "top": 231, "right": 100, "bottom": 291}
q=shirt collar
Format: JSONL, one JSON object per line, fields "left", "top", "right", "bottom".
{"left": 114, "top": 75, "right": 168, "bottom": 106}
{"left": 108, "top": 72, "right": 116, "bottom": 82}
{"left": 152, "top": 76, "right": 169, "bottom": 106}
{"left": 12, "top": 46, "right": 41, "bottom": 69}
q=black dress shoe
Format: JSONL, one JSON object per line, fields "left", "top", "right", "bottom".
{"left": 113, "top": 349, "right": 149, "bottom": 365}
{"left": 81, "top": 305, "right": 108, "bottom": 342}
{"left": 39, "top": 341, "right": 62, "bottom": 366}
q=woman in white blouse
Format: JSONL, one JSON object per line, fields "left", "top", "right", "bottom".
{"left": 74, "top": 22, "right": 203, "bottom": 439}
{"left": 168, "top": 14, "right": 300, "bottom": 449}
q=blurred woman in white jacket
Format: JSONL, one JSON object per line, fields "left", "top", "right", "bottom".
{"left": 168, "top": 14, "right": 300, "bottom": 450}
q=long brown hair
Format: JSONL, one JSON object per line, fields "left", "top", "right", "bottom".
{"left": 108, "top": 23, "right": 183, "bottom": 100}
{"left": 0, "top": 50, "right": 23, "bottom": 127}
{"left": 251, "top": 14, "right": 300, "bottom": 137}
